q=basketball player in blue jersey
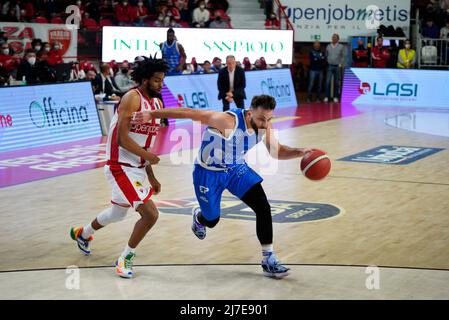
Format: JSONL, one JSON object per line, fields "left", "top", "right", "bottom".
{"left": 160, "top": 28, "right": 186, "bottom": 75}
{"left": 132, "top": 95, "right": 312, "bottom": 278}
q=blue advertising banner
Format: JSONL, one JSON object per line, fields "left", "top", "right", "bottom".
{"left": 161, "top": 68, "right": 298, "bottom": 114}
{"left": 0, "top": 82, "right": 102, "bottom": 152}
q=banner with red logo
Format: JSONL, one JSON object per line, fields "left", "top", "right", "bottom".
{"left": 0, "top": 22, "right": 77, "bottom": 61}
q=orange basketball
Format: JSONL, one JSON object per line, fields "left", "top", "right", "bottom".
{"left": 300, "top": 149, "right": 331, "bottom": 181}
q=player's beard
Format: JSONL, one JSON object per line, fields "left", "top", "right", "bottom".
{"left": 146, "top": 84, "right": 161, "bottom": 98}
{"left": 250, "top": 117, "right": 259, "bottom": 137}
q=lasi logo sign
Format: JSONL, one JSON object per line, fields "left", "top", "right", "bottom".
{"left": 29, "top": 97, "right": 89, "bottom": 128}
{"left": 372, "top": 83, "right": 418, "bottom": 97}
{"left": 0, "top": 113, "right": 13, "bottom": 128}
{"left": 359, "top": 82, "right": 371, "bottom": 94}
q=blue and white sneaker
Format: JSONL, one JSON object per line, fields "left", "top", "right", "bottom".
{"left": 261, "top": 253, "right": 290, "bottom": 279}
{"left": 70, "top": 227, "right": 92, "bottom": 255}
{"left": 191, "top": 207, "right": 206, "bottom": 240}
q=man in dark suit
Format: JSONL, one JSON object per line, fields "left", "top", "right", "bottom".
{"left": 94, "top": 63, "right": 122, "bottom": 100}
{"left": 217, "top": 55, "right": 246, "bottom": 111}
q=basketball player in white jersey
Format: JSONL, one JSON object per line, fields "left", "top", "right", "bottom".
{"left": 70, "top": 57, "right": 168, "bottom": 278}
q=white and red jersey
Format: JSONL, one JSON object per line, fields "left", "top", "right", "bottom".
{"left": 106, "top": 88, "right": 162, "bottom": 168}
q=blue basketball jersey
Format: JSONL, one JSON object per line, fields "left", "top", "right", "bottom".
{"left": 197, "top": 108, "right": 264, "bottom": 169}
{"left": 161, "top": 40, "right": 180, "bottom": 73}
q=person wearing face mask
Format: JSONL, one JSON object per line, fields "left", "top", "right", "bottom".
{"left": 114, "top": 61, "right": 136, "bottom": 92}
{"left": 16, "top": 49, "right": 40, "bottom": 84}
{"left": 397, "top": 40, "right": 416, "bottom": 69}
{"left": 0, "top": 43, "right": 19, "bottom": 75}
{"left": 42, "top": 42, "right": 52, "bottom": 53}
{"left": 209, "top": 13, "right": 228, "bottom": 28}
{"left": 31, "top": 39, "right": 43, "bottom": 54}
{"left": 192, "top": 0, "right": 210, "bottom": 28}
{"left": 154, "top": 13, "right": 165, "bottom": 27}
{"left": 168, "top": 16, "right": 182, "bottom": 28}
{"left": 48, "top": 42, "right": 64, "bottom": 67}
{"left": 115, "top": 0, "right": 134, "bottom": 25}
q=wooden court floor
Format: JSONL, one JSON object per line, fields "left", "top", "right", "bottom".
{"left": 1, "top": 106, "right": 448, "bottom": 299}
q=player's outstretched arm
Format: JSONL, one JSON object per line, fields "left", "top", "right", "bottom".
{"left": 132, "top": 108, "right": 235, "bottom": 135}
{"left": 117, "top": 91, "right": 160, "bottom": 165}
{"left": 264, "top": 124, "right": 312, "bottom": 160}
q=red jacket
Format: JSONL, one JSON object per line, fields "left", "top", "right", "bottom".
{"left": 115, "top": 4, "right": 135, "bottom": 23}
{"left": 48, "top": 49, "right": 64, "bottom": 66}
{"left": 371, "top": 46, "right": 390, "bottom": 68}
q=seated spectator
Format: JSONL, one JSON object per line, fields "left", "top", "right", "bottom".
{"left": 135, "top": 1, "right": 149, "bottom": 26}
{"left": 440, "top": 20, "right": 449, "bottom": 38}
{"left": 85, "top": 69, "right": 97, "bottom": 81}
{"left": 31, "top": 38, "right": 43, "bottom": 54}
{"left": 154, "top": 13, "right": 166, "bottom": 27}
{"left": 209, "top": 14, "right": 228, "bottom": 28}
{"left": 253, "top": 59, "right": 263, "bottom": 70}
{"left": 0, "top": 42, "right": 20, "bottom": 75}
{"left": 422, "top": 19, "right": 440, "bottom": 38}
{"left": 47, "top": 42, "right": 64, "bottom": 67}
{"left": 242, "top": 57, "right": 252, "bottom": 71}
{"left": 265, "top": 12, "right": 280, "bottom": 29}
{"left": 42, "top": 42, "right": 52, "bottom": 53}
{"left": 36, "top": 50, "right": 55, "bottom": 83}
{"left": 192, "top": 1, "right": 210, "bottom": 28}
{"left": 210, "top": 57, "right": 222, "bottom": 72}
{"left": 397, "top": 39, "right": 416, "bottom": 69}
{"left": 371, "top": 36, "right": 390, "bottom": 68}
{"left": 16, "top": 49, "right": 40, "bottom": 84}
{"left": 99, "top": 0, "right": 115, "bottom": 19}
{"left": 114, "top": 61, "right": 135, "bottom": 92}
{"left": 201, "top": 60, "right": 214, "bottom": 73}
{"left": 274, "top": 59, "right": 283, "bottom": 68}
{"left": 169, "top": 16, "right": 182, "bottom": 28}
{"left": 70, "top": 62, "right": 86, "bottom": 81}
{"left": 190, "top": 57, "right": 203, "bottom": 73}
{"left": 115, "top": 0, "right": 135, "bottom": 26}
{"left": 259, "top": 57, "right": 268, "bottom": 70}
{"left": 352, "top": 38, "right": 369, "bottom": 67}
{"left": 94, "top": 63, "right": 122, "bottom": 100}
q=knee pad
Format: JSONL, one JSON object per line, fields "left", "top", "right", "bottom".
{"left": 97, "top": 204, "right": 129, "bottom": 226}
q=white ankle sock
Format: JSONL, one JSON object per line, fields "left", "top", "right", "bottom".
{"left": 121, "top": 244, "right": 136, "bottom": 258}
{"left": 262, "top": 244, "right": 274, "bottom": 260}
{"left": 81, "top": 224, "right": 95, "bottom": 239}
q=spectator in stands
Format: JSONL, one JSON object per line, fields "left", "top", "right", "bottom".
{"left": 16, "top": 49, "right": 40, "bottom": 84}
{"left": 36, "top": 50, "right": 55, "bottom": 83}
{"left": 114, "top": 61, "right": 135, "bottom": 92}
{"left": 324, "top": 33, "right": 345, "bottom": 103}
{"left": 307, "top": 41, "right": 325, "bottom": 103}
{"left": 190, "top": 57, "right": 203, "bottom": 73}
{"left": 202, "top": 60, "right": 213, "bottom": 73}
{"left": 440, "top": 20, "right": 449, "bottom": 38}
{"left": 168, "top": 16, "right": 182, "bottom": 27}
{"left": 94, "top": 63, "right": 122, "bottom": 100}
{"left": 253, "top": 59, "right": 263, "bottom": 70}
{"left": 160, "top": 28, "right": 186, "bottom": 75}
{"left": 211, "top": 57, "right": 222, "bottom": 72}
{"left": 192, "top": 0, "right": 210, "bottom": 28}
{"left": 85, "top": 69, "right": 97, "bottom": 81}
{"left": 209, "top": 13, "right": 228, "bottom": 28}
{"left": 154, "top": 13, "right": 165, "bottom": 27}
{"left": 397, "top": 39, "right": 416, "bottom": 69}
{"left": 31, "top": 39, "right": 43, "bottom": 54}
{"left": 135, "top": 0, "right": 149, "bottom": 26}
{"left": 217, "top": 55, "right": 246, "bottom": 111}
{"left": 371, "top": 36, "right": 390, "bottom": 68}
{"left": 422, "top": 18, "right": 440, "bottom": 38}
{"left": 70, "top": 62, "right": 86, "bottom": 81}
{"left": 274, "top": 59, "right": 283, "bottom": 68}
{"left": 0, "top": 42, "right": 19, "bottom": 77}
{"left": 115, "top": 0, "right": 135, "bottom": 26}
{"left": 265, "top": 12, "right": 280, "bottom": 29}
{"left": 259, "top": 57, "right": 268, "bottom": 70}
{"left": 42, "top": 42, "right": 51, "bottom": 53}
{"left": 47, "top": 42, "right": 64, "bottom": 67}
{"left": 242, "top": 57, "right": 253, "bottom": 71}
{"left": 352, "top": 38, "right": 369, "bottom": 67}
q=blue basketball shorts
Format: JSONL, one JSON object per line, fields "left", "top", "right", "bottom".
{"left": 192, "top": 163, "right": 263, "bottom": 222}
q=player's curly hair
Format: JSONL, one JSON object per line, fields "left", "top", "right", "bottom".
{"left": 131, "top": 54, "right": 169, "bottom": 85}
{"left": 250, "top": 95, "right": 276, "bottom": 110}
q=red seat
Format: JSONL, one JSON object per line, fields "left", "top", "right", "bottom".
{"left": 83, "top": 18, "right": 99, "bottom": 31}
{"left": 99, "top": 18, "right": 113, "bottom": 27}
{"left": 50, "top": 17, "right": 64, "bottom": 24}
{"left": 34, "top": 16, "right": 48, "bottom": 23}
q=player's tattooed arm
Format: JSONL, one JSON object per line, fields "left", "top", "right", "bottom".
{"left": 264, "top": 124, "right": 312, "bottom": 160}
{"left": 117, "top": 91, "right": 160, "bottom": 165}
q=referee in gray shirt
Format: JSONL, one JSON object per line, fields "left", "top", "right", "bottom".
{"left": 324, "top": 33, "right": 345, "bottom": 103}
